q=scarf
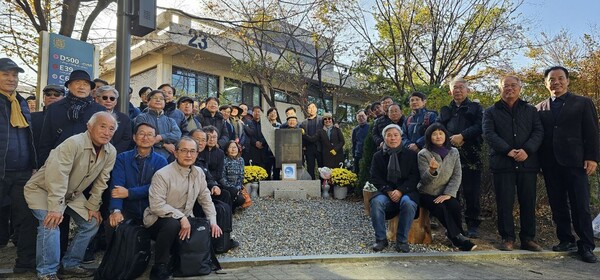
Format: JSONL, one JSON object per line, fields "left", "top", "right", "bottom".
{"left": 382, "top": 143, "right": 403, "bottom": 183}
{"left": 66, "top": 93, "right": 93, "bottom": 121}
{"left": 0, "top": 91, "right": 29, "bottom": 128}
{"left": 430, "top": 145, "right": 449, "bottom": 159}
{"left": 324, "top": 125, "right": 333, "bottom": 140}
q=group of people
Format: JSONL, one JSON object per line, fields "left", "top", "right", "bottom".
{"left": 363, "top": 69, "right": 598, "bottom": 265}
{"left": 0, "top": 54, "right": 598, "bottom": 280}
{"left": 0, "top": 59, "right": 257, "bottom": 280}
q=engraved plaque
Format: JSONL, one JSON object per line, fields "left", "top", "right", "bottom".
{"left": 275, "top": 129, "right": 303, "bottom": 168}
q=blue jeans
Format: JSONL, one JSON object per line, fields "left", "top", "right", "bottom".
{"left": 31, "top": 208, "right": 99, "bottom": 276}
{"left": 370, "top": 194, "right": 417, "bottom": 243}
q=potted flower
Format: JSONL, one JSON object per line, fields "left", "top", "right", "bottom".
{"left": 329, "top": 168, "right": 358, "bottom": 199}
{"left": 243, "top": 165, "right": 268, "bottom": 198}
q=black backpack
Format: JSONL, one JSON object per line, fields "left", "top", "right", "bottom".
{"left": 212, "top": 199, "right": 233, "bottom": 254}
{"left": 173, "top": 217, "right": 222, "bottom": 277}
{"left": 94, "top": 220, "right": 151, "bottom": 280}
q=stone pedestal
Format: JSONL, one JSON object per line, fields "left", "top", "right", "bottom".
{"left": 260, "top": 180, "right": 321, "bottom": 199}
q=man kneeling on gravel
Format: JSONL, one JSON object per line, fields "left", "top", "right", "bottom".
{"left": 369, "top": 124, "right": 420, "bottom": 253}
{"left": 144, "top": 136, "right": 222, "bottom": 280}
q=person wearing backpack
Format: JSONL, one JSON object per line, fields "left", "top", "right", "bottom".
{"left": 144, "top": 137, "right": 222, "bottom": 280}
{"left": 402, "top": 92, "right": 438, "bottom": 153}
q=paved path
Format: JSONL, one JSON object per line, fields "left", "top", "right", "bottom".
{"left": 208, "top": 255, "right": 598, "bottom": 279}
{"left": 1, "top": 250, "right": 597, "bottom": 279}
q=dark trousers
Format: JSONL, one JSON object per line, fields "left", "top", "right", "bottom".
{"left": 458, "top": 168, "right": 481, "bottom": 229}
{"left": 304, "top": 145, "right": 322, "bottom": 180}
{"left": 493, "top": 172, "right": 537, "bottom": 242}
{"left": 542, "top": 162, "right": 595, "bottom": 250}
{"left": 0, "top": 205, "right": 11, "bottom": 245}
{"left": 420, "top": 194, "right": 464, "bottom": 238}
{"left": 1, "top": 171, "right": 37, "bottom": 268}
{"left": 353, "top": 156, "right": 362, "bottom": 175}
{"left": 148, "top": 217, "right": 180, "bottom": 265}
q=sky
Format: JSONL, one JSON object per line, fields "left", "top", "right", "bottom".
{"left": 8, "top": 0, "right": 600, "bottom": 89}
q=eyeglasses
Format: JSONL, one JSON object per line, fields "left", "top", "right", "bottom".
{"left": 136, "top": 133, "right": 155, "bottom": 138}
{"left": 44, "top": 92, "right": 62, "bottom": 97}
{"left": 323, "top": 117, "right": 332, "bottom": 121}
{"left": 177, "top": 148, "right": 198, "bottom": 155}
{"left": 149, "top": 97, "right": 165, "bottom": 101}
{"left": 101, "top": 96, "right": 116, "bottom": 101}
{"left": 207, "top": 135, "right": 218, "bottom": 140}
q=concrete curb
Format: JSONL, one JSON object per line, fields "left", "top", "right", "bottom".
{"left": 218, "top": 248, "right": 600, "bottom": 269}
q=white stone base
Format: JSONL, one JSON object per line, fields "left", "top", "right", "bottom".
{"left": 274, "top": 189, "right": 308, "bottom": 200}
{"left": 259, "top": 180, "right": 321, "bottom": 198}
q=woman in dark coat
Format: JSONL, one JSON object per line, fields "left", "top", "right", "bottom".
{"left": 305, "top": 113, "right": 345, "bottom": 168}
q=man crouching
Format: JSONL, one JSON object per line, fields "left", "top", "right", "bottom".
{"left": 24, "top": 111, "right": 118, "bottom": 280}
{"left": 144, "top": 136, "right": 222, "bottom": 280}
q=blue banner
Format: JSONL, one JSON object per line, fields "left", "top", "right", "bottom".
{"left": 47, "top": 33, "right": 95, "bottom": 86}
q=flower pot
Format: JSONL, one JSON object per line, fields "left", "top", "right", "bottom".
{"left": 250, "top": 182, "right": 259, "bottom": 198}
{"left": 363, "top": 190, "right": 375, "bottom": 216}
{"left": 322, "top": 182, "right": 330, "bottom": 199}
{"left": 333, "top": 185, "right": 347, "bottom": 200}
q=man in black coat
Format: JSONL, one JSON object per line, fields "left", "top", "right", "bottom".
{"left": 37, "top": 70, "right": 106, "bottom": 164}
{"left": 437, "top": 77, "right": 484, "bottom": 238}
{"left": 31, "top": 85, "right": 65, "bottom": 153}
{"left": 300, "top": 103, "right": 323, "bottom": 179}
{"left": 369, "top": 124, "right": 420, "bottom": 253}
{"left": 94, "top": 85, "right": 132, "bottom": 154}
{"left": 536, "top": 66, "right": 599, "bottom": 263}
{"left": 483, "top": 75, "right": 544, "bottom": 252}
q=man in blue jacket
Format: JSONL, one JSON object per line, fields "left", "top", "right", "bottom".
{"left": 402, "top": 92, "right": 437, "bottom": 152}
{"left": 107, "top": 122, "right": 168, "bottom": 229}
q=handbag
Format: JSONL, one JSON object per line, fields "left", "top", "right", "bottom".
{"left": 240, "top": 186, "right": 252, "bottom": 208}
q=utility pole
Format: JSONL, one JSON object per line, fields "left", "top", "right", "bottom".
{"left": 115, "top": 0, "right": 132, "bottom": 114}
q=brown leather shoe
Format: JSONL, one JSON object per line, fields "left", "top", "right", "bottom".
{"left": 521, "top": 240, "right": 543, "bottom": 252}
{"left": 499, "top": 240, "right": 514, "bottom": 251}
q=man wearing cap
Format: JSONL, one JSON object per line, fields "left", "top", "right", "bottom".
{"left": 177, "top": 96, "right": 201, "bottom": 132}
{"left": 31, "top": 85, "right": 65, "bottom": 161}
{"left": 0, "top": 57, "right": 38, "bottom": 274}
{"left": 37, "top": 69, "right": 106, "bottom": 165}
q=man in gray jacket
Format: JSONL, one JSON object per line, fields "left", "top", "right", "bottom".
{"left": 482, "top": 75, "right": 544, "bottom": 252}
{"left": 144, "top": 136, "right": 222, "bottom": 280}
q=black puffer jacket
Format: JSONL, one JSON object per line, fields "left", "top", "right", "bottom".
{"left": 482, "top": 99, "right": 544, "bottom": 173}
{"left": 197, "top": 108, "right": 229, "bottom": 148}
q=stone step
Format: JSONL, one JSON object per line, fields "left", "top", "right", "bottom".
{"left": 274, "top": 189, "right": 307, "bottom": 200}
{"left": 259, "top": 180, "right": 321, "bottom": 198}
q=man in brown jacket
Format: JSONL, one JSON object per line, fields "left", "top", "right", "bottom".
{"left": 24, "top": 111, "right": 117, "bottom": 280}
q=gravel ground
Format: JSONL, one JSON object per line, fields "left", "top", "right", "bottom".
{"left": 220, "top": 196, "right": 452, "bottom": 258}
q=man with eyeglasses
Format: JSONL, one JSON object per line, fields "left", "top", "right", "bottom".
{"left": 144, "top": 136, "right": 222, "bottom": 280}
{"left": 106, "top": 122, "right": 167, "bottom": 237}
{"left": 94, "top": 85, "right": 132, "bottom": 153}
{"left": 134, "top": 90, "right": 182, "bottom": 162}
{"left": 438, "top": 77, "right": 484, "bottom": 238}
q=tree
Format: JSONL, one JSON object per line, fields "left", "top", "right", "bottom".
{"left": 204, "top": 0, "right": 356, "bottom": 117}
{"left": 0, "top": 0, "right": 116, "bottom": 74}
{"left": 344, "top": 0, "right": 527, "bottom": 96}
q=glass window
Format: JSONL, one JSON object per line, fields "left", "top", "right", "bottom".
{"left": 172, "top": 67, "right": 218, "bottom": 101}
{"left": 337, "top": 103, "right": 358, "bottom": 124}
{"left": 222, "top": 78, "right": 261, "bottom": 107}
{"left": 308, "top": 95, "right": 333, "bottom": 115}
